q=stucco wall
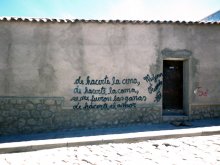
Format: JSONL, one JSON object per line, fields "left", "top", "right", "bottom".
{"left": 0, "top": 20, "right": 219, "bottom": 135}
{"left": 0, "top": 22, "right": 162, "bottom": 106}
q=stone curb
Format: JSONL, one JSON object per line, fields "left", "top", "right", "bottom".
{"left": 0, "top": 126, "right": 220, "bottom": 154}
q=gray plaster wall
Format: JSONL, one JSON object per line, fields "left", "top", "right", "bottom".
{"left": 0, "top": 20, "right": 219, "bottom": 135}
{"left": 0, "top": 22, "right": 164, "bottom": 107}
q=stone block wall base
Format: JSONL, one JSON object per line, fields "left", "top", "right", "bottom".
{"left": 190, "top": 104, "right": 220, "bottom": 120}
{"left": 0, "top": 96, "right": 161, "bottom": 136}
{"left": 162, "top": 115, "right": 189, "bottom": 122}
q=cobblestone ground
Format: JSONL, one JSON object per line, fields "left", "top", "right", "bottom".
{"left": 0, "top": 135, "right": 220, "bottom": 165}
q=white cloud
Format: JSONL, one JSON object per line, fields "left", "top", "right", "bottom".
{"left": 104, "top": 0, "right": 149, "bottom": 20}
{"left": 104, "top": 0, "right": 219, "bottom": 21}
{"left": 12, "top": 0, "right": 219, "bottom": 20}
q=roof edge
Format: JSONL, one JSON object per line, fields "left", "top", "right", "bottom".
{"left": 201, "top": 10, "right": 220, "bottom": 22}
{"left": 0, "top": 16, "right": 220, "bottom": 25}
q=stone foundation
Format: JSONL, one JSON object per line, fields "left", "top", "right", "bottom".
{"left": 190, "top": 104, "right": 220, "bottom": 120}
{"left": 1, "top": 96, "right": 220, "bottom": 136}
{"left": 0, "top": 96, "right": 161, "bottom": 136}
{"left": 0, "top": 96, "right": 64, "bottom": 135}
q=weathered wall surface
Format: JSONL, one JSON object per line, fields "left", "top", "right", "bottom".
{"left": 0, "top": 20, "right": 219, "bottom": 135}
{"left": 0, "top": 22, "right": 163, "bottom": 106}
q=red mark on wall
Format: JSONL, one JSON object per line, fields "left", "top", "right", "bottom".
{"left": 194, "top": 87, "right": 208, "bottom": 97}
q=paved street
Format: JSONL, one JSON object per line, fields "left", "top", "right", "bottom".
{"left": 0, "top": 135, "right": 220, "bottom": 165}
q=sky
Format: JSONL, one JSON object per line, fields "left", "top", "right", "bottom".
{"left": 0, "top": 0, "right": 219, "bottom": 21}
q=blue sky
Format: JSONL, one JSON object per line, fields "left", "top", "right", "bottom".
{"left": 0, "top": 0, "right": 219, "bottom": 21}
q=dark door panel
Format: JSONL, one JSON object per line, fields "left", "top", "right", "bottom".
{"left": 163, "top": 60, "right": 183, "bottom": 110}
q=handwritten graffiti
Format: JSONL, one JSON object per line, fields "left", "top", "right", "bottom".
{"left": 143, "top": 73, "right": 163, "bottom": 102}
{"left": 74, "top": 76, "right": 141, "bottom": 86}
{"left": 143, "top": 73, "right": 163, "bottom": 83}
{"left": 71, "top": 75, "right": 146, "bottom": 110}
{"left": 194, "top": 87, "right": 208, "bottom": 97}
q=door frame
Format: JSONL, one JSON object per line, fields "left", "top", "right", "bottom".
{"left": 162, "top": 58, "right": 190, "bottom": 116}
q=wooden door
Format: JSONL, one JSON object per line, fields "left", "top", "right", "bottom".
{"left": 163, "top": 60, "right": 183, "bottom": 110}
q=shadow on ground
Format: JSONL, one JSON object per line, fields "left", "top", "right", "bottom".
{"left": 0, "top": 118, "right": 220, "bottom": 143}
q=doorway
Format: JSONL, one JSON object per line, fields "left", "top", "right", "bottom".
{"left": 163, "top": 60, "right": 184, "bottom": 115}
